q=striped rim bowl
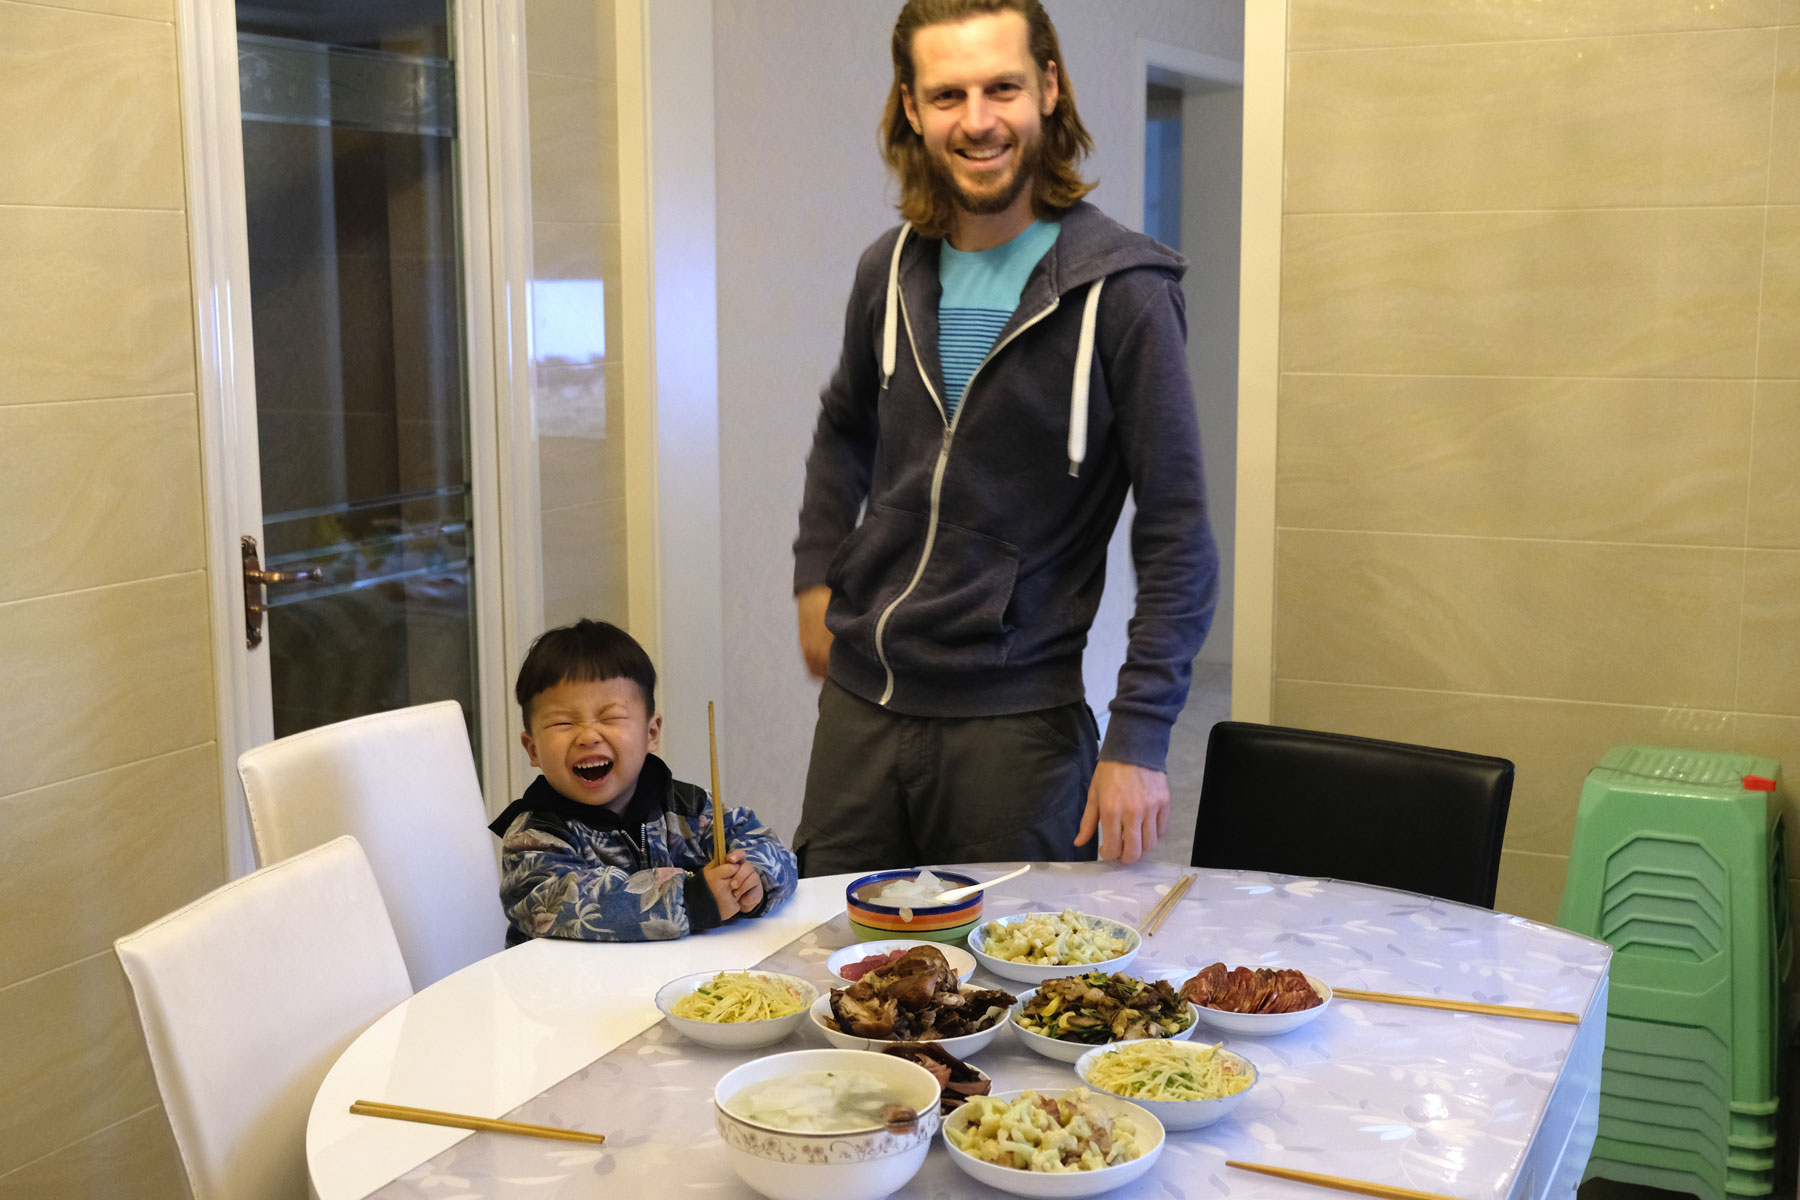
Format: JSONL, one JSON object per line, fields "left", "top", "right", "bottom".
{"left": 845, "top": 870, "right": 984, "bottom": 938}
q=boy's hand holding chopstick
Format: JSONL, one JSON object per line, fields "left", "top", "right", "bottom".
{"left": 703, "top": 849, "right": 763, "bottom": 917}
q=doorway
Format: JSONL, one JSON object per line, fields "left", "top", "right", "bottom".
{"left": 1140, "top": 52, "right": 1244, "bottom": 865}
{"left": 181, "top": 0, "right": 536, "bottom": 873}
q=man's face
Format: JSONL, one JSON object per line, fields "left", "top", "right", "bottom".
{"left": 901, "top": 11, "right": 1059, "bottom": 225}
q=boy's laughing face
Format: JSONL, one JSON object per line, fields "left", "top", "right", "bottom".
{"left": 522, "top": 677, "right": 662, "bottom": 812}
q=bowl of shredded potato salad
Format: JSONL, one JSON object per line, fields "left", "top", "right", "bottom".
{"left": 942, "top": 1087, "right": 1165, "bottom": 1198}
{"left": 655, "top": 970, "right": 816, "bottom": 1049}
{"left": 1075, "top": 1039, "right": 1257, "bottom": 1131}
{"left": 967, "top": 910, "right": 1140, "bottom": 985}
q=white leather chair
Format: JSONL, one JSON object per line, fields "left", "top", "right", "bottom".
{"left": 236, "top": 700, "right": 506, "bottom": 990}
{"left": 115, "top": 836, "right": 411, "bottom": 1200}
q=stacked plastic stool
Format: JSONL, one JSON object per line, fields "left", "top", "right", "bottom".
{"left": 1558, "top": 746, "right": 1792, "bottom": 1200}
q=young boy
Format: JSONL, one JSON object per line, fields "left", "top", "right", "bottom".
{"left": 488, "top": 619, "right": 798, "bottom": 944}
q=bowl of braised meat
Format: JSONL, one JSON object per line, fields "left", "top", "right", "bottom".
{"left": 1179, "top": 962, "right": 1332, "bottom": 1035}
{"left": 814, "top": 945, "right": 1016, "bottom": 1057}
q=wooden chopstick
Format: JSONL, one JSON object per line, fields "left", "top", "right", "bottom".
{"left": 1142, "top": 873, "right": 1195, "bottom": 937}
{"left": 1331, "top": 987, "right": 1579, "bottom": 1025}
{"left": 1228, "top": 1160, "right": 1461, "bottom": 1200}
{"left": 350, "top": 1100, "right": 605, "bottom": 1144}
{"left": 707, "top": 700, "right": 725, "bottom": 866}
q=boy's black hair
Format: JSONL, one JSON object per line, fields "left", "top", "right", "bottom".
{"left": 515, "top": 619, "right": 657, "bottom": 728}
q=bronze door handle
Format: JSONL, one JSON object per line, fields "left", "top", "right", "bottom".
{"left": 241, "top": 535, "right": 323, "bottom": 648}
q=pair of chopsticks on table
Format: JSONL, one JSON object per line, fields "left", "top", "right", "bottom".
{"left": 1229, "top": 1160, "right": 1465, "bottom": 1200}
{"left": 349, "top": 1100, "right": 604, "bottom": 1144}
{"left": 1332, "top": 986, "right": 1578, "bottom": 1024}
{"left": 1141, "top": 873, "right": 1579, "bottom": 1024}
{"left": 1141, "top": 872, "right": 1194, "bottom": 936}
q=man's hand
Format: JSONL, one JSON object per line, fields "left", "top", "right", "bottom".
{"left": 704, "top": 849, "right": 764, "bottom": 917}
{"left": 1073, "top": 761, "right": 1171, "bottom": 865}
{"left": 796, "top": 585, "right": 833, "bottom": 679}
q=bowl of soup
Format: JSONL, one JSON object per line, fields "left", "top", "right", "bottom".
{"left": 713, "top": 1048, "right": 943, "bottom": 1200}
{"left": 845, "top": 869, "right": 984, "bottom": 944}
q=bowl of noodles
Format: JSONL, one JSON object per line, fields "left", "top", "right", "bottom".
{"left": 655, "top": 969, "right": 816, "bottom": 1049}
{"left": 1074, "top": 1039, "right": 1257, "bottom": 1131}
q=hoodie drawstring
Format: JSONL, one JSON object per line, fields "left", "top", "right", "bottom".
{"left": 1068, "top": 277, "right": 1104, "bottom": 476}
{"left": 879, "top": 225, "right": 1104, "bottom": 478}
{"left": 880, "top": 224, "right": 910, "bottom": 389}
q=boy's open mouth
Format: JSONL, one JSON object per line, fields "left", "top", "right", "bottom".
{"left": 573, "top": 759, "right": 612, "bottom": 783}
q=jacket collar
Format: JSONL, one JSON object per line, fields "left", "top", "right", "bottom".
{"left": 487, "top": 753, "right": 674, "bottom": 837}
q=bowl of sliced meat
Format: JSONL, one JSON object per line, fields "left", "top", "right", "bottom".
{"left": 1179, "top": 962, "right": 1332, "bottom": 1035}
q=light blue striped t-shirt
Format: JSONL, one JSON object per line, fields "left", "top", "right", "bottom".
{"left": 938, "top": 218, "right": 1059, "bottom": 420}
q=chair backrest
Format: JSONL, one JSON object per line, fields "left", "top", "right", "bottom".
{"left": 115, "top": 836, "right": 412, "bottom": 1200}
{"left": 1191, "top": 721, "right": 1514, "bottom": 907}
{"left": 237, "top": 700, "right": 506, "bottom": 989}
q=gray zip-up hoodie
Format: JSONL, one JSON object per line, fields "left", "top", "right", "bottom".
{"left": 794, "top": 200, "right": 1217, "bottom": 771}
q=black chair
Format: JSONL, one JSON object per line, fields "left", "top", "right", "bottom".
{"left": 1190, "top": 721, "right": 1514, "bottom": 907}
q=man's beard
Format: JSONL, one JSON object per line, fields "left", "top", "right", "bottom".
{"left": 931, "top": 134, "right": 1042, "bottom": 217}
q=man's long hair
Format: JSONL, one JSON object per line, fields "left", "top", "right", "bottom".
{"left": 882, "top": 0, "right": 1095, "bottom": 239}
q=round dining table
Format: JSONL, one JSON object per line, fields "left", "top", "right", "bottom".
{"left": 307, "top": 861, "right": 1611, "bottom": 1200}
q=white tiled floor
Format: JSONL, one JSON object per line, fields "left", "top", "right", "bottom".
{"left": 1150, "top": 657, "right": 1233, "bottom": 867}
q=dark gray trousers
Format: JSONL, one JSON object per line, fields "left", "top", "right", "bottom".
{"left": 794, "top": 679, "right": 1101, "bottom": 877}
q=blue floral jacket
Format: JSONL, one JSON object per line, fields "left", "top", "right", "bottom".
{"left": 488, "top": 754, "right": 798, "bottom": 944}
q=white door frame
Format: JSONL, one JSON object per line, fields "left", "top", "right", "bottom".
{"left": 614, "top": 0, "right": 725, "bottom": 788}
{"left": 175, "top": 0, "right": 541, "bottom": 875}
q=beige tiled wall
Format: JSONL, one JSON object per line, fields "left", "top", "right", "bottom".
{"left": 1274, "top": 2, "right": 1799, "bottom": 924}
{"left": 0, "top": 0, "right": 215, "bottom": 1193}
{"left": 525, "top": 0, "right": 630, "bottom": 632}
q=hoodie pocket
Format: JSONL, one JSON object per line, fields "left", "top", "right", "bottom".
{"left": 824, "top": 504, "right": 920, "bottom": 662}
{"left": 881, "top": 517, "right": 1022, "bottom": 672}
{"left": 828, "top": 505, "right": 1023, "bottom": 671}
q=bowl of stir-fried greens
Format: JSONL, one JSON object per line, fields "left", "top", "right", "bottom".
{"left": 1010, "top": 973, "right": 1198, "bottom": 1063}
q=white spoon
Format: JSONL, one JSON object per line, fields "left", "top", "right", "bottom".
{"left": 930, "top": 864, "right": 1031, "bottom": 905}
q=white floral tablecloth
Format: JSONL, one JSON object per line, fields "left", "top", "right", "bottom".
{"left": 370, "top": 862, "right": 1610, "bottom": 1200}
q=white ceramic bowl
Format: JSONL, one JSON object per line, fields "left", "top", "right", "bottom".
{"left": 654, "top": 970, "right": 816, "bottom": 1050}
{"left": 1009, "top": 987, "right": 1198, "bottom": 1064}
{"left": 827, "top": 939, "right": 978, "bottom": 986}
{"left": 941, "top": 1087, "right": 1166, "bottom": 1198}
{"left": 967, "top": 912, "right": 1140, "bottom": 985}
{"left": 1187, "top": 973, "right": 1334, "bottom": 1037}
{"left": 1074, "top": 1039, "right": 1258, "bottom": 1131}
{"left": 810, "top": 993, "right": 1012, "bottom": 1058}
{"left": 714, "top": 1048, "right": 942, "bottom": 1200}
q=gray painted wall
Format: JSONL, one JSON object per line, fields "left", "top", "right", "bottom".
{"left": 713, "top": 0, "right": 1245, "bottom": 843}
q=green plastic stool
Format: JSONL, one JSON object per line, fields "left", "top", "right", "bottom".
{"left": 1558, "top": 746, "right": 1793, "bottom": 1200}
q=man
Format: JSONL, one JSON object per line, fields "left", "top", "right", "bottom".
{"left": 791, "top": 0, "right": 1216, "bottom": 873}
